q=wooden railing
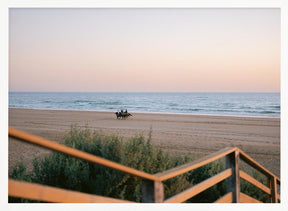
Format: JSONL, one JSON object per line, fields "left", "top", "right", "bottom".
{"left": 8, "top": 127, "right": 280, "bottom": 203}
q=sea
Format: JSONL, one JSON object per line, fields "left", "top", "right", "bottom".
{"left": 9, "top": 92, "right": 280, "bottom": 117}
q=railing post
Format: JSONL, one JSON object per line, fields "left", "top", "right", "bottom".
{"left": 270, "top": 176, "right": 277, "bottom": 203}
{"left": 225, "top": 149, "right": 240, "bottom": 203}
{"left": 142, "top": 180, "right": 164, "bottom": 203}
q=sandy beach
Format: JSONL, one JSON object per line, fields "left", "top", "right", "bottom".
{"left": 8, "top": 108, "right": 280, "bottom": 177}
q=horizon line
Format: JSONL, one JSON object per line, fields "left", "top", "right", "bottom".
{"left": 8, "top": 91, "right": 280, "bottom": 93}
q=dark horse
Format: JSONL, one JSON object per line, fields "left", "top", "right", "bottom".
{"left": 115, "top": 111, "right": 132, "bottom": 119}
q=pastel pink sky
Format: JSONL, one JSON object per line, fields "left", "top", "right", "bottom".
{"left": 9, "top": 8, "right": 280, "bottom": 92}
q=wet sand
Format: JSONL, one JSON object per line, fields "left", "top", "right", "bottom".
{"left": 8, "top": 108, "right": 280, "bottom": 177}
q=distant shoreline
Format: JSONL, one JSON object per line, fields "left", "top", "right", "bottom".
{"left": 9, "top": 92, "right": 280, "bottom": 118}
{"left": 8, "top": 107, "right": 281, "bottom": 119}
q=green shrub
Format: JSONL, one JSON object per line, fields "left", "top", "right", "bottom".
{"left": 186, "top": 161, "right": 226, "bottom": 202}
{"left": 11, "top": 158, "right": 31, "bottom": 182}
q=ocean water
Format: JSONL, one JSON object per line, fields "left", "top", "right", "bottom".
{"left": 9, "top": 92, "right": 280, "bottom": 117}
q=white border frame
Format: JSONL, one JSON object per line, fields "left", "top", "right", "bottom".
{"left": 1, "top": 1, "right": 287, "bottom": 211}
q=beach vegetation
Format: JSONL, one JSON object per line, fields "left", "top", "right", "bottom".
{"left": 9, "top": 125, "right": 269, "bottom": 203}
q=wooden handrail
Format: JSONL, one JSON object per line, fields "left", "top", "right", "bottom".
{"left": 9, "top": 179, "right": 134, "bottom": 203}
{"left": 8, "top": 127, "right": 159, "bottom": 182}
{"left": 240, "top": 192, "right": 263, "bottom": 203}
{"left": 9, "top": 127, "right": 280, "bottom": 203}
{"left": 214, "top": 192, "right": 233, "bottom": 203}
{"left": 270, "top": 176, "right": 278, "bottom": 203}
{"left": 238, "top": 148, "right": 279, "bottom": 180}
{"left": 216, "top": 192, "right": 264, "bottom": 203}
{"left": 155, "top": 147, "right": 237, "bottom": 181}
{"left": 239, "top": 170, "right": 271, "bottom": 195}
{"left": 164, "top": 168, "right": 232, "bottom": 203}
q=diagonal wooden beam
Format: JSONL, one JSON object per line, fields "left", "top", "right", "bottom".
{"left": 164, "top": 168, "right": 232, "bottom": 203}
{"left": 240, "top": 192, "right": 262, "bottom": 203}
{"left": 155, "top": 147, "right": 236, "bottom": 181}
{"left": 9, "top": 127, "right": 159, "bottom": 182}
{"left": 214, "top": 192, "right": 233, "bottom": 203}
{"left": 9, "top": 179, "right": 134, "bottom": 203}
{"left": 239, "top": 170, "right": 271, "bottom": 195}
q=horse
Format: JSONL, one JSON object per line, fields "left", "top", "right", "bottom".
{"left": 115, "top": 111, "right": 132, "bottom": 119}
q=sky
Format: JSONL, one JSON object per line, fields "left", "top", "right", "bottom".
{"left": 9, "top": 8, "right": 280, "bottom": 92}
